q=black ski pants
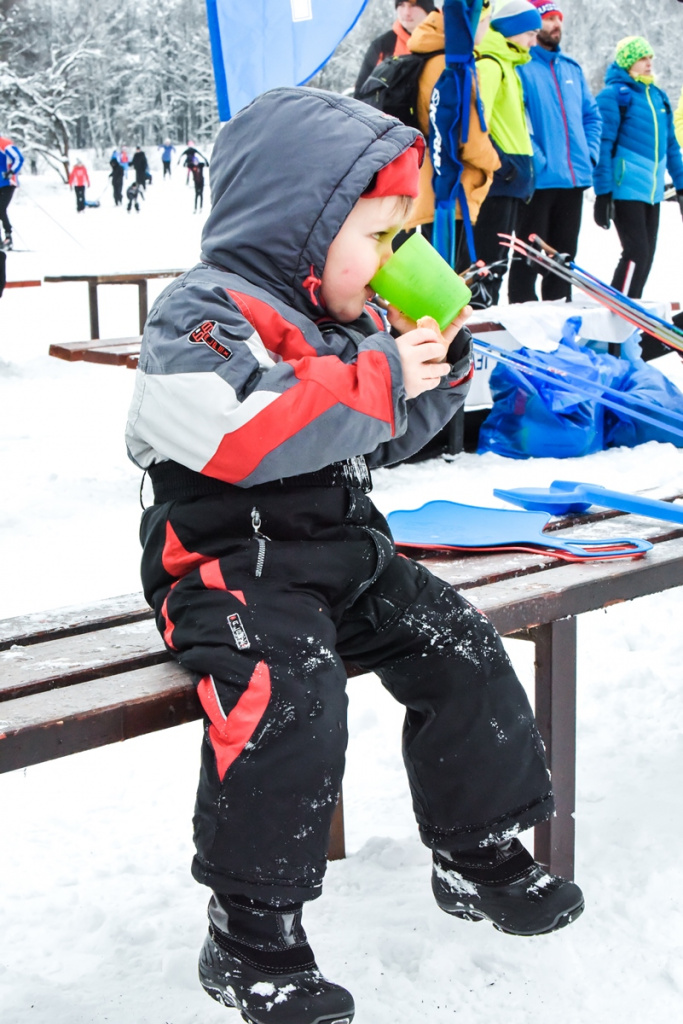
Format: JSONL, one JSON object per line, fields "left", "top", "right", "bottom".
{"left": 0, "top": 185, "right": 16, "bottom": 236}
{"left": 471, "top": 195, "right": 523, "bottom": 305}
{"left": 140, "top": 474, "right": 554, "bottom": 904}
{"left": 611, "top": 199, "right": 660, "bottom": 299}
{"left": 74, "top": 185, "right": 86, "bottom": 212}
{"left": 508, "top": 187, "right": 585, "bottom": 303}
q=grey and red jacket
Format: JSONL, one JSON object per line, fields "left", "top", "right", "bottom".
{"left": 125, "top": 88, "right": 473, "bottom": 486}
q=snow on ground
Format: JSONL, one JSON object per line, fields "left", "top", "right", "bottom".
{"left": 1, "top": 163, "right": 683, "bottom": 1023}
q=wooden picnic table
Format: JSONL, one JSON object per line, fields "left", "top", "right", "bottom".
{"left": 43, "top": 269, "right": 185, "bottom": 339}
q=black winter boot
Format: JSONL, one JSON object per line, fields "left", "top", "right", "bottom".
{"left": 432, "top": 839, "right": 584, "bottom": 936}
{"left": 198, "top": 893, "right": 355, "bottom": 1024}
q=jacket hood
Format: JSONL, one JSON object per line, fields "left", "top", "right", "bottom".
{"left": 407, "top": 10, "right": 444, "bottom": 54}
{"left": 477, "top": 25, "right": 532, "bottom": 67}
{"left": 201, "top": 87, "right": 422, "bottom": 318}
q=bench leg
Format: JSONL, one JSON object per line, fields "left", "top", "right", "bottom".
{"left": 137, "top": 280, "right": 148, "bottom": 333}
{"left": 327, "top": 789, "right": 346, "bottom": 861}
{"left": 88, "top": 281, "right": 100, "bottom": 339}
{"left": 531, "top": 617, "right": 577, "bottom": 880}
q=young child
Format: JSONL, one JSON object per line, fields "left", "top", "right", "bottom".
{"left": 126, "top": 180, "right": 144, "bottom": 213}
{"left": 125, "top": 87, "right": 583, "bottom": 1024}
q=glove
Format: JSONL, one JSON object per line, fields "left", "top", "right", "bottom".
{"left": 594, "top": 193, "right": 614, "bottom": 230}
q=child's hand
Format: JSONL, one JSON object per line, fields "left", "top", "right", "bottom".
{"left": 395, "top": 326, "right": 450, "bottom": 399}
{"left": 386, "top": 303, "right": 473, "bottom": 345}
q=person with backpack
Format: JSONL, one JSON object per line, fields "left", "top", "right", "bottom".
{"left": 402, "top": 0, "right": 500, "bottom": 259}
{"left": 508, "top": 1, "right": 602, "bottom": 303}
{"left": 68, "top": 159, "right": 91, "bottom": 212}
{"left": 0, "top": 134, "right": 23, "bottom": 250}
{"left": 593, "top": 36, "right": 683, "bottom": 298}
{"left": 353, "top": 0, "right": 436, "bottom": 99}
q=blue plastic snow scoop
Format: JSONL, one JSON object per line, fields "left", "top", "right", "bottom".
{"left": 386, "top": 500, "right": 652, "bottom": 561}
{"left": 493, "top": 481, "right": 683, "bottom": 524}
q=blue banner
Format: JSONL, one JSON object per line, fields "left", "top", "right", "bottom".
{"left": 206, "top": 0, "right": 369, "bottom": 121}
{"left": 430, "top": 0, "right": 484, "bottom": 266}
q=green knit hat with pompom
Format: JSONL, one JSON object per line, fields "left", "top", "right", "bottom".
{"left": 615, "top": 36, "right": 654, "bottom": 70}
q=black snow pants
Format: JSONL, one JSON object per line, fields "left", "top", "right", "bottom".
{"left": 0, "top": 185, "right": 15, "bottom": 237}
{"left": 508, "top": 187, "right": 585, "bottom": 303}
{"left": 611, "top": 199, "right": 660, "bottom": 299}
{"left": 471, "top": 195, "right": 524, "bottom": 306}
{"left": 140, "top": 461, "right": 554, "bottom": 905}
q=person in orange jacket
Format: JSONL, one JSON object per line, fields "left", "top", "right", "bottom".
{"left": 68, "top": 159, "right": 91, "bottom": 212}
{"left": 402, "top": 0, "right": 500, "bottom": 267}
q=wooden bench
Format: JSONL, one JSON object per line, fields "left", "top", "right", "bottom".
{"left": 43, "top": 270, "right": 185, "bottom": 339}
{"left": 2, "top": 504, "right": 682, "bottom": 880}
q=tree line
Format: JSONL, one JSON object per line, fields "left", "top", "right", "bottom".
{"left": 2, "top": 0, "right": 682, "bottom": 182}
{"left": 0, "top": 0, "right": 218, "bottom": 180}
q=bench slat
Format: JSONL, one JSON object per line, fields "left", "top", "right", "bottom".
{"left": 0, "top": 619, "right": 168, "bottom": 701}
{"left": 463, "top": 535, "right": 683, "bottom": 635}
{"left": 0, "top": 593, "right": 153, "bottom": 650}
{"left": 0, "top": 662, "right": 198, "bottom": 772}
{"left": 49, "top": 337, "right": 142, "bottom": 364}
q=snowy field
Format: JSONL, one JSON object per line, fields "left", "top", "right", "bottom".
{"left": 1, "top": 156, "right": 683, "bottom": 1023}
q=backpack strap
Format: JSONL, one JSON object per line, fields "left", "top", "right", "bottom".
{"left": 475, "top": 53, "right": 505, "bottom": 80}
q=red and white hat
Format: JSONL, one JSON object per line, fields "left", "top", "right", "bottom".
{"left": 530, "top": 1, "right": 563, "bottom": 18}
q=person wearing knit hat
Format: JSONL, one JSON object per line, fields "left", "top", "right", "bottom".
{"left": 468, "top": 0, "right": 541, "bottom": 304}
{"left": 593, "top": 37, "right": 683, "bottom": 298}
{"left": 508, "top": 0, "right": 601, "bottom": 303}
{"left": 614, "top": 36, "right": 654, "bottom": 71}
{"left": 354, "top": 1, "right": 436, "bottom": 98}
{"left": 490, "top": 0, "right": 542, "bottom": 41}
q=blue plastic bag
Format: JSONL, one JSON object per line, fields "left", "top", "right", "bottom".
{"left": 605, "top": 355, "right": 683, "bottom": 448}
{"left": 477, "top": 321, "right": 623, "bottom": 459}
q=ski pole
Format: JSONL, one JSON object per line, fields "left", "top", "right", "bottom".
{"left": 518, "top": 234, "right": 683, "bottom": 350}
{"left": 472, "top": 338, "right": 683, "bottom": 441}
{"left": 499, "top": 235, "right": 683, "bottom": 353}
{"left": 472, "top": 332, "right": 683, "bottom": 427}
{"left": 529, "top": 233, "right": 683, "bottom": 340}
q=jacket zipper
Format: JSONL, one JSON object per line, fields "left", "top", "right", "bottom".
{"left": 250, "top": 507, "right": 270, "bottom": 578}
{"left": 645, "top": 85, "right": 658, "bottom": 204}
{"left": 551, "top": 60, "right": 576, "bottom": 187}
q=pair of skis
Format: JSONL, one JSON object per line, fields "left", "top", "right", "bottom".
{"left": 497, "top": 233, "right": 683, "bottom": 354}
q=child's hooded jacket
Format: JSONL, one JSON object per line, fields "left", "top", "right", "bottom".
{"left": 126, "top": 88, "right": 473, "bottom": 487}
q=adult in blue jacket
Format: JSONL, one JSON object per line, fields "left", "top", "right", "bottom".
{"left": 0, "top": 134, "right": 24, "bottom": 250}
{"left": 509, "top": 1, "right": 601, "bottom": 302}
{"left": 594, "top": 36, "right": 683, "bottom": 298}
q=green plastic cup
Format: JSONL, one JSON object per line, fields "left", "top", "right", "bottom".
{"left": 369, "top": 232, "right": 472, "bottom": 332}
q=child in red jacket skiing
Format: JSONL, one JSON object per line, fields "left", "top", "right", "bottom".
{"left": 125, "top": 87, "right": 583, "bottom": 1024}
